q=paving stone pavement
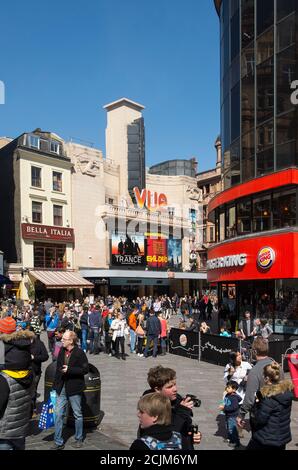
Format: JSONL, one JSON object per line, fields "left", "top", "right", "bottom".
{"left": 27, "top": 326, "right": 298, "bottom": 451}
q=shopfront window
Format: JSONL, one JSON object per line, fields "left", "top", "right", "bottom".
{"left": 275, "top": 280, "right": 298, "bottom": 334}
{"left": 272, "top": 187, "right": 297, "bottom": 229}
{"left": 253, "top": 194, "right": 271, "bottom": 232}
{"left": 211, "top": 184, "right": 298, "bottom": 243}
{"left": 34, "top": 243, "right": 66, "bottom": 269}
{"left": 226, "top": 204, "right": 236, "bottom": 239}
{"left": 237, "top": 198, "right": 252, "bottom": 235}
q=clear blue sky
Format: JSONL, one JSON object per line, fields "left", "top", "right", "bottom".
{"left": 0, "top": 0, "right": 220, "bottom": 172}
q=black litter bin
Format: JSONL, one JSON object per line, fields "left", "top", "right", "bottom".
{"left": 43, "top": 362, "right": 103, "bottom": 428}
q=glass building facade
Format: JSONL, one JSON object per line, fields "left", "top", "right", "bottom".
{"left": 149, "top": 158, "right": 197, "bottom": 177}
{"left": 209, "top": 0, "right": 298, "bottom": 334}
{"left": 218, "top": 0, "right": 298, "bottom": 189}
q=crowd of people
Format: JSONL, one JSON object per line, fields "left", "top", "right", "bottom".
{"left": 0, "top": 293, "right": 296, "bottom": 451}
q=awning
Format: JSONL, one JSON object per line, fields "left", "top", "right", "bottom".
{"left": 29, "top": 270, "right": 94, "bottom": 289}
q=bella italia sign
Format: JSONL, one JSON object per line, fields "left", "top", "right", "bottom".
{"left": 21, "top": 223, "right": 75, "bottom": 243}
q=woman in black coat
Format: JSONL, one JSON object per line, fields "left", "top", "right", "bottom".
{"left": 247, "top": 362, "right": 294, "bottom": 450}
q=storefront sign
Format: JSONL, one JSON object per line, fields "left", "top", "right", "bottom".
{"left": 22, "top": 223, "right": 74, "bottom": 243}
{"left": 133, "top": 187, "right": 167, "bottom": 212}
{"left": 257, "top": 247, "right": 275, "bottom": 270}
{"left": 207, "top": 254, "right": 247, "bottom": 270}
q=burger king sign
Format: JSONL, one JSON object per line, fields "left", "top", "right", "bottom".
{"left": 257, "top": 247, "right": 276, "bottom": 270}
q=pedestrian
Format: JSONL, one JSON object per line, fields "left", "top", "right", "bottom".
{"left": 45, "top": 307, "right": 60, "bottom": 353}
{"left": 247, "top": 362, "right": 294, "bottom": 450}
{"left": 219, "top": 381, "right": 241, "bottom": 448}
{"left": 0, "top": 316, "right": 34, "bottom": 450}
{"left": 51, "top": 331, "right": 89, "bottom": 450}
{"left": 144, "top": 365, "right": 201, "bottom": 450}
{"left": 143, "top": 310, "right": 161, "bottom": 358}
{"left": 237, "top": 337, "right": 274, "bottom": 430}
{"left": 158, "top": 312, "right": 168, "bottom": 355}
{"left": 130, "top": 392, "right": 183, "bottom": 450}
{"left": 111, "top": 312, "right": 128, "bottom": 360}
{"left": 30, "top": 327, "right": 49, "bottom": 418}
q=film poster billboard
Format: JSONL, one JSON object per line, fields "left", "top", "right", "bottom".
{"left": 146, "top": 238, "right": 168, "bottom": 268}
{"left": 111, "top": 234, "right": 145, "bottom": 266}
{"left": 167, "top": 238, "right": 182, "bottom": 270}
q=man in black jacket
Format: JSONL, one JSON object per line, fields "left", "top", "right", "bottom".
{"left": 30, "top": 328, "right": 49, "bottom": 417}
{"left": 143, "top": 366, "right": 201, "bottom": 450}
{"left": 143, "top": 310, "right": 161, "bottom": 358}
{"left": 52, "top": 331, "right": 88, "bottom": 450}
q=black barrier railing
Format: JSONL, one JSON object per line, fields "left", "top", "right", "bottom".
{"left": 168, "top": 328, "right": 298, "bottom": 370}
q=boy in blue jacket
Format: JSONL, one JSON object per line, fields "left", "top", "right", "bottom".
{"left": 219, "top": 380, "right": 241, "bottom": 448}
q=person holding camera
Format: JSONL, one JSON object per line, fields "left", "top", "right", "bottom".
{"left": 143, "top": 365, "right": 201, "bottom": 450}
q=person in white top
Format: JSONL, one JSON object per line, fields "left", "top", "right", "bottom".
{"left": 111, "top": 312, "right": 128, "bottom": 360}
{"left": 224, "top": 351, "right": 252, "bottom": 403}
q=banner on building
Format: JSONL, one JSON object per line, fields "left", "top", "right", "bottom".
{"left": 167, "top": 238, "right": 182, "bottom": 270}
{"left": 146, "top": 238, "right": 168, "bottom": 268}
{"left": 111, "top": 234, "right": 145, "bottom": 266}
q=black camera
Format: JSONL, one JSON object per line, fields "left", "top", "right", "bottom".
{"left": 186, "top": 394, "right": 201, "bottom": 408}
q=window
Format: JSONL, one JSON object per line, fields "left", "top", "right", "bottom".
{"left": 230, "top": 139, "right": 241, "bottom": 186}
{"left": 219, "top": 208, "right": 225, "bottom": 241}
{"left": 257, "top": 57, "right": 274, "bottom": 124}
{"left": 53, "top": 205, "right": 63, "bottom": 226}
{"left": 272, "top": 188, "right": 297, "bottom": 229}
{"left": 256, "top": 28, "right": 274, "bottom": 65}
{"left": 32, "top": 201, "right": 42, "bottom": 224}
{"left": 242, "top": 71, "right": 255, "bottom": 131}
{"left": 237, "top": 198, "right": 252, "bottom": 234}
{"left": 168, "top": 207, "right": 175, "bottom": 217}
{"left": 30, "top": 135, "right": 40, "bottom": 149}
{"left": 231, "top": 83, "right": 240, "bottom": 142}
{"left": 253, "top": 195, "right": 271, "bottom": 232}
{"left": 50, "top": 141, "right": 60, "bottom": 154}
{"left": 277, "top": 14, "right": 295, "bottom": 53}
{"left": 230, "top": 9, "right": 240, "bottom": 61}
{"left": 226, "top": 204, "right": 236, "bottom": 239}
{"left": 276, "top": 111, "right": 297, "bottom": 169}
{"left": 53, "top": 171, "right": 62, "bottom": 192}
{"left": 108, "top": 198, "right": 114, "bottom": 205}
{"left": 209, "top": 226, "right": 215, "bottom": 243}
{"left": 34, "top": 243, "right": 66, "bottom": 269}
{"left": 241, "top": 0, "right": 254, "bottom": 48}
{"left": 277, "top": 0, "right": 296, "bottom": 22}
{"left": 31, "top": 166, "right": 41, "bottom": 188}
{"left": 242, "top": 130, "right": 255, "bottom": 182}
{"left": 256, "top": 121, "right": 274, "bottom": 176}
{"left": 276, "top": 46, "right": 295, "bottom": 114}
{"left": 257, "top": 0, "right": 274, "bottom": 36}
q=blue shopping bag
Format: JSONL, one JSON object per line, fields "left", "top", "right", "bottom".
{"left": 38, "top": 398, "right": 55, "bottom": 430}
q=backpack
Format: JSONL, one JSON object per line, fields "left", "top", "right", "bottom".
{"left": 140, "top": 431, "right": 182, "bottom": 450}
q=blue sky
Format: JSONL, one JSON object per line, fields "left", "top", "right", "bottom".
{"left": 0, "top": 0, "right": 219, "bottom": 172}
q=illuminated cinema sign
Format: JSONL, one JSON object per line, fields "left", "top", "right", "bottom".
{"left": 133, "top": 187, "right": 167, "bottom": 212}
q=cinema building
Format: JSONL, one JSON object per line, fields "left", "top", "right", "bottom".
{"left": 209, "top": 0, "right": 298, "bottom": 333}
{"left": 68, "top": 98, "right": 207, "bottom": 298}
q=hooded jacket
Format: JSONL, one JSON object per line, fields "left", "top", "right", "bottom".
{"left": 0, "top": 330, "right": 35, "bottom": 371}
{"left": 251, "top": 380, "right": 294, "bottom": 447}
{"left": 130, "top": 424, "right": 183, "bottom": 450}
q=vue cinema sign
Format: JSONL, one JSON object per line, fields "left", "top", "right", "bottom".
{"left": 133, "top": 187, "right": 167, "bottom": 212}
